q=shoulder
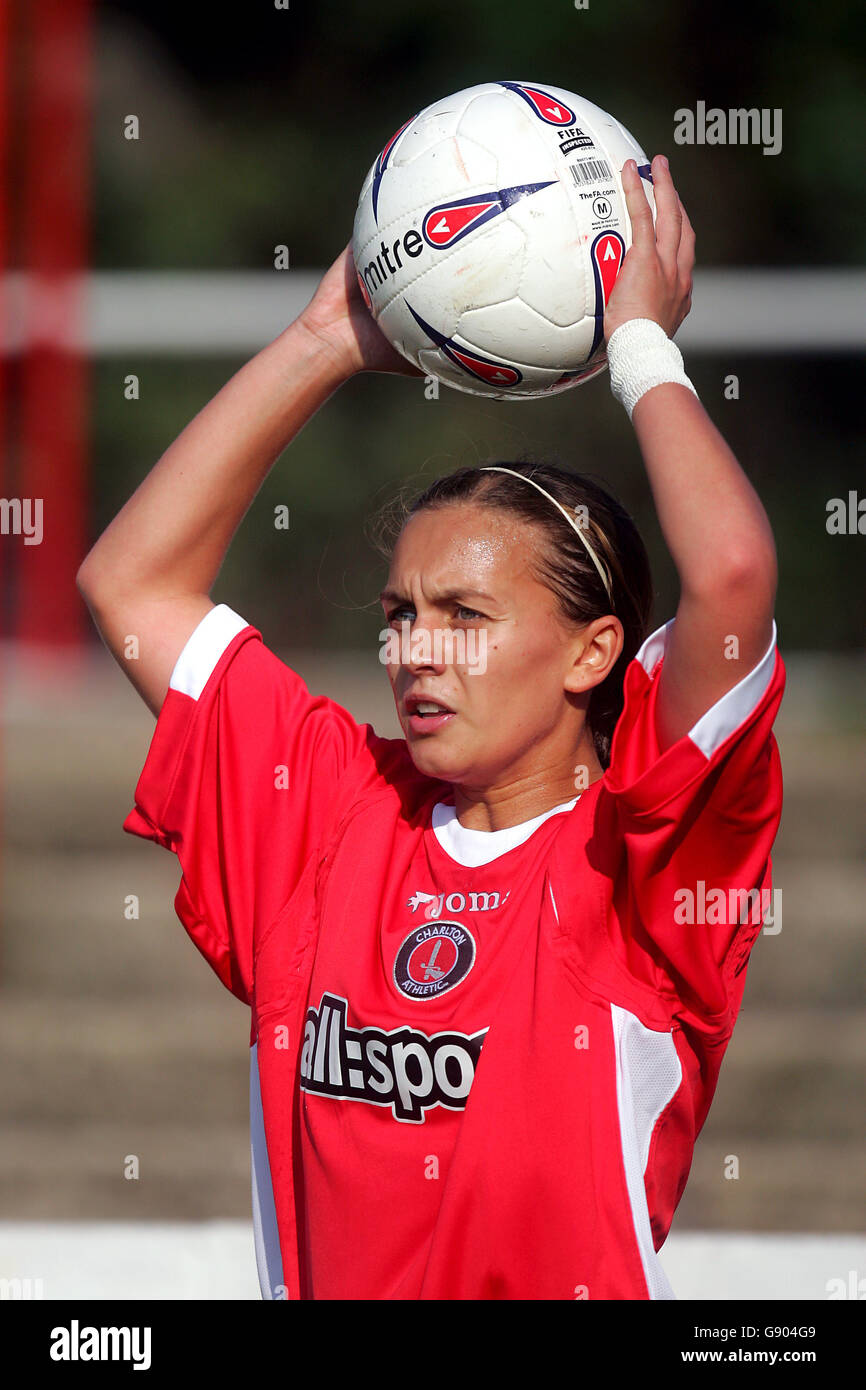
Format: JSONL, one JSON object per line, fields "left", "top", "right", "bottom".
{"left": 605, "top": 616, "right": 784, "bottom": 815}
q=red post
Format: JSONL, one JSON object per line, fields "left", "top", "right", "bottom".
{"left": 15, "top": 0, "right": 92, "bottom": 646}
{"left": 0, "top": 0, "right": 10, "bottom": 960}
{"left": 0, "top": 0, "right": 11, "bottom": 641}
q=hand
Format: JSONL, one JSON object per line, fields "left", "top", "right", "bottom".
{"left": 603, "top": 154, "right": 695, "bottom": 344}
{"left": 298, "top": 242, "right": 425, "bottom": 379}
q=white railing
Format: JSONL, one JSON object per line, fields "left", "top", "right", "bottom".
{"left": 0, "top": 1222, "right": 864, "bottom": 1299}
{"left": 2, "top": 270, "right": 864, "bottom": 354}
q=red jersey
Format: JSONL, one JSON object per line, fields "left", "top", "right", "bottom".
{"left": 124, "top": 604, "right": 784, "bottom": 1300}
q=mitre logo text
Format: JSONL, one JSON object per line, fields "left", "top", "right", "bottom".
{"left": 300, "top": 992, "right": 487, "bottom": 1123}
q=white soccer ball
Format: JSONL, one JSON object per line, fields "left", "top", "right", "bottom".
{"left": 352, "top": 81, "right": 655, "bottom": 401}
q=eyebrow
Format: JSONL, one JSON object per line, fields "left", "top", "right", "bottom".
{"left": 379, "top": 586, "right": 498, "bottom": 606}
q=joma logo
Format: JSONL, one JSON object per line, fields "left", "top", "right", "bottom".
{"left": 406, "top": 889, "right": 508, "bottom": 915}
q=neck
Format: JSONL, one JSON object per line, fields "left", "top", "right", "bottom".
{"left": 451, "top": 736, "right": 604, "bottom": 832}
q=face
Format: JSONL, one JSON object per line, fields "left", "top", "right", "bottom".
{"left": 379, "top": 501, "right": 622, "bottom": 791}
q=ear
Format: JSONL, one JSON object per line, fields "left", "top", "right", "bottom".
{"left": 563, "top": 615, "right": 623, "bottom": 696}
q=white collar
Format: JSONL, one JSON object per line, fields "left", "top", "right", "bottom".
{"left": 431, "top": 796, "right": 580, "bottom": 867}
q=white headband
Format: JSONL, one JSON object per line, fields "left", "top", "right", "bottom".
{"left": 479, "top": 466, "right": 613, "bottom": 600}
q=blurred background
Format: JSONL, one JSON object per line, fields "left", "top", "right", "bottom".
{"left": 0, "top": 0, "right": 864, "bottom": 1298}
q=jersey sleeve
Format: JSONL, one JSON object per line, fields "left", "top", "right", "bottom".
{"left": 601, "top": 619, "right": 785, "bottom": 1023}
{"left": 123, "top": 604, "right": 373, "bottom": 1005}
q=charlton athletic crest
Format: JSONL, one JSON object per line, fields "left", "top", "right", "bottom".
{"left": 394, "top": 921, "right": 476, "bottom": 1001}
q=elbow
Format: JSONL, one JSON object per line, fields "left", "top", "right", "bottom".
{"left": 75, "top": 556, "right": 92, "bottom": 601}
{"left": 76, "top": 551, "right": 116, "bottom": 626}
{"left": 682, "top": 540, "right": 777, "bottom": 620}
{"left": 699, "top": 519, "right": 778, "bottom": 603}
{"left": 722, "top": 543, "right": 777, "bottom": 605}
{"left": 75, "top": 553, "right": 101, "bottom": 608}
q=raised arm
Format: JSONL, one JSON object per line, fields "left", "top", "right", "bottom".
{"left": 603, "top": 156, "right": 777, "bottom": 751}
{"left": 77, "top": 245, "right": 420, "bottom": 716}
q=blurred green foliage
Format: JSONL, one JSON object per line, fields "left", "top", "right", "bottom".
{"left": 92, "top": 355, "right": 865, "bottom": 651}
{"left": 87, "top": 2, "right": 865, "bottom": 652}
{"left": 96, "top": 0, "right": 866, "bottom": 267}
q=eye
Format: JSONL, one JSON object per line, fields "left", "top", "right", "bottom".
{"left": 385, "top": 602, "right": 485, "bottom": 623}
{"left": 386, "top": 604, "right": 414, "bottom": 624}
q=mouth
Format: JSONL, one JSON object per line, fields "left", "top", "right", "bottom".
{"left": 404, "top": 695, "right": 457, "bottom": 735}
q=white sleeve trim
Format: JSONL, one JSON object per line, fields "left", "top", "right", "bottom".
{"left": 635, "top": 619, "right": 778, "bottom": 761}
{"left": 168, "top": 603, "right": 250, "bottom": 701}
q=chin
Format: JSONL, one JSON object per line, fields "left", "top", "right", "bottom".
{"left": 404, "top": 737, "right": 473, "bottom": 786}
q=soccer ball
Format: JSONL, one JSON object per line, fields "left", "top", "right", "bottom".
{"left": 352, "top": 81, "right": 655, "bottom": 400}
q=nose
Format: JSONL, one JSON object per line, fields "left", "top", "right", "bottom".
{"left": 398, "top": 615, "right": 448, "bottom": 675}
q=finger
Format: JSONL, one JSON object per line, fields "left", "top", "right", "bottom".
{"left": 676, "top": 194, "right": 696, "bottom": 289}
{"left": 620, "top": 159, "right": 654, "bottom": 249}
{"left": 677, "top": 195, "right": 696, "bottom": 263}
{"left": 651, "top": 154, "right": 682, "bottom": 270}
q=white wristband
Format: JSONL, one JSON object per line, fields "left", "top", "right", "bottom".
{"left": 606, "top": 318, "right": 698, "bottom": 421}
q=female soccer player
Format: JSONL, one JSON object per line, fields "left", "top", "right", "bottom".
{"left": 77, "top": 156, "right": 783, "bottom": 1300}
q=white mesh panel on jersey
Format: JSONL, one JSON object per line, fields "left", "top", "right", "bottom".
{"left": 250, "top": 1042, "right": 285, "bottom": 1300}
{"left": 611, "top": 1003, "right": 683, "bottom": 1299}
